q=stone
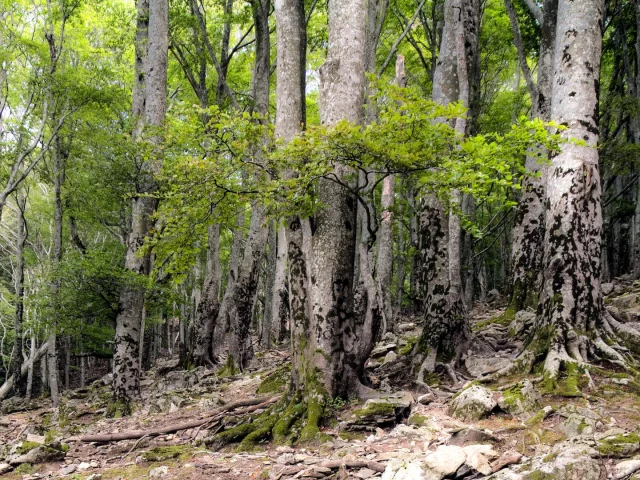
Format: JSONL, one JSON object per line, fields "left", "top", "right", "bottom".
{"left": 448, "top": 385, "right": 497, "bottom": 421}
{"left": 7, "top": 442, "right": 66, "bottom": 466}
{"left": 423, "top": 445, "right": 466, "bottom": 480}
{"left": 382, "top": 332, "right": 397, "bottom": 343}
{"left": 417, "top": 393, "right": 435, "bottom": 405}
{"left": 86, "top": 475, "right": 103, "bottom": 480}
{"left": 613, "top": 460, "right": 640, "bottom": 480}
{"left": 490, "top": 450, "right": 522, "bottom": 473}
{"left": 0, "top": 463, "right": 11, "bottom": 475}
{"left": 465, "top": 356, "right": 512, "bottom": 377}
{"left": 276, "top": 453, "right": 296, "bottom": 465}
{"left": 559, "top": 406, "right": 601, "bottom": 438}
{"left": 25, "top": 434, "right": 45, "bottom": 445}
{"left": 383, "top": 351, "right": 398, "bottom": 364}
{"left": 611, "top": 293, "right": 639, "bottom": 310}
{"left": 508, "top": 310, "right": 535, "bottom": 338}
{"left": 485, "top": 470, "right": 524, "bottom": 480}
{"left": 149, "top": 466, "right": 169, "bottom": 478}
{"left": 448, "top": 427, "right": 497, "bottom": 446}
{"left": 602, "top": 283, "right": 614, "bottom": 295}
{"left": 521, "top": 443, "right": 601, "bottom": 480}
{"left": 77, "top": 462, "right": 91, "bottom": 471}
{"left": 59, "top": 464, "right": 77, "bottom": 475}
{"left": 355, "top": 467, "right": 377, "bottom": 479}
{"left": 497, "top": 380, "right": 540, "bottom": 418}
{"left": 381, "top": 459, "right": 425, "bottom": 480}
{"left": 462, "top": 444, "right": 498, "bottom": 475}
{"left": 486, "top": 289, "right": 503, "bottom": 305}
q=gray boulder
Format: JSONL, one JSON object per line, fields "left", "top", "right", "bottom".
{"left": 448, "top": 385, "right": 497, "bottom": 421}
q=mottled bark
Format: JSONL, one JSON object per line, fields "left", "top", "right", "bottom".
{"left": 10, "top": 191, "right": 27, "bottom": 396}
{"left": 269, "top": 223, "right": 289, "bottom": 345}
{"left": 225, "top": 0, "right": 271, "bottom": 373}
{"left": 193, "top": 225, "right": 221, "bottom": 367}
{"left": 261, "top": 223, "right": 277, "bottom": 347}
{"left": 415, "top": 0, "right": 475, "bottom": 375}
{"left": 535, "top": 0, "right": 620, "bottom": 381}
{"left": 509, "top": 0, "right": 558, "bottom": 312}
{"left": 112, "top": 0, "right": 167, "bottom": 411}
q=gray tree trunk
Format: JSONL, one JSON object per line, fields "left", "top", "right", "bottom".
{"left": 261, "top": 223, "right": 277, "bottom": 348}
{"left": 112, "top": 0, "right": 167, "bottom": 412}
{"left": 415, "top": 0, "right": 478, "bottom": 377}
{"left": 193, "top": 225, "right": 221, "bottom": 367}
{"left": 536, "top": 0, "right": 610, "bottom": 379}
{"left": 509, "top": 0, "right": 558, "bottom": 312}
{"left": 225, "top": 0, "right": 271, "bottom": 373}
{"left": 10, "top": 191, "right": 27, "bottom": 396}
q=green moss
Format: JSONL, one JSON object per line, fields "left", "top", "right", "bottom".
{"left": 16, "top": 441, "right": 41, "bottom": 455}
{"left": 407, "top": 413, "right": 427, "bottom": 426}
{"left": 542, "top": 452, "right": 558, "bottom": 463}
{"left": 525, "top": 408, "right": 549, "bottom": 427}
{"left": 257, "top": 365, "right": 291, "bottom": 395}
{"left": 273, "top": 396, "right": 306, "bottom": 444}
{"left": 541, "top": 362, "right": 588, "bottom": 397}
{"left": 15, "top": 463, "right": 34, "bottom": 474}
{"left": 353, "top": 401, "right": 395, "bottom": 418}
{"left": 597, "top": 433, "right": 640, "bottom": 456}
{"left": 106, "top": 398, "right": 133, "bottom": 418}
{"left": 238, "top": 414, "right": 278, "bottom": 451}
{"left": 218, "top": 355, "right": 238, "bottom": 378}
{"left": 502, "top": 383, "right": 525, "bottom": 408}
{"left": 528, "top": 470, "right": 557, "bottom": 480}
{"left": 474, "top": 308, "right": 516, "bottom": 332}
{"left": 338, "top": 431, "right": 366, "bottom": 441}
{"left": 142, "top": 445, "right": 192, "bottom": 462}
{"left": 398, "top": 336, "right": 418, "bottom": 356}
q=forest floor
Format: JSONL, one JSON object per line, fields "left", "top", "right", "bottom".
{"left": 3, "top": 283, "right": 640, "bottom": 479}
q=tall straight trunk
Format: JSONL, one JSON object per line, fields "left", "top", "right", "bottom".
{"left": 226, "top": 0, "right": 270, "bottom": 373}
{"left": 509, "top": 0, "right": 558, "bottom": 312}
{"left": 261, "top": 223, "right": 277, "bottom": 347}
{"left": 415, "top": 0, "right": 478, "bottom": 378}
{"left": 270, "top": 224, "right": 289, "bottom": 344}
{"left": 534, "top": 0, "right": 622, "bottom": 381}
{"left": 193, "top": 224, "right": 221, "bottom": 367}
{"left": 10, "top": 191, "right": 27, "bottom": 396}
{"left": 112, "top": 0, "right": 167, "bottom": 412}
{"left": 632, "top": 2, "right": 640, "bottom": 277}
{"left": 375, "top": 56, "right": 405, "bottom": 332}
{"left": 306, "top": 0, "right": 368, "bottom": 399}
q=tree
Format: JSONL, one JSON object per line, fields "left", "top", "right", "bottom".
{"left": 111, "top": 0, "right": 168, "bottom": 413}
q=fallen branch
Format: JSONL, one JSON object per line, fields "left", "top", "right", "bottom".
{"left": 73, "top": 396, "right": 280, "bottom": 443}
{"left": 0, "top": 341, "right": 50, "bottom": 402}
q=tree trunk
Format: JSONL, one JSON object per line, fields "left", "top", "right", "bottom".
{"left": 415, "top": 0, "right": 477, "bottom": 377}
{"left": 10, "top": 191, "right": 27, "bottom": 396}
{"left": 534, "top": 0, "right": 616, "bottom": 383}
{"left": 112, "top": 0, "right": 167, "bottom": 413}
{"left": 508, "top": 0, "right": 558, "bottom": 313}
{"left": 225, "top": 0, "right": 270, "bottom": 373}
{"left": 193, "top": 224, "right": 222, "bottom": 367}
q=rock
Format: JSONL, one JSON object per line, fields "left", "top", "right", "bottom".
{"left": 417, "top": 393, "right": 435, "bottom": 405}
{"left": 25, "top": 434, "right": 45, "bottom": 445}
{"left": 149, "top": 466, "right": 169, "bottom": 478}
{"left": 448, "top": 385, "right": 497, "bottom": 421}
{"left": 77, "top": 462, "right": 91, "bottom": 471}
{"left": 448, "top": 427, "right": 498, "bottom": 446}
{"left": 7, "top": 442, "right": 66, "bottom": 466}
{"left": 155, "top": 370, "right": 198, "bottom": 393}
{"left": 490, "top": 450, "right": 522, "bottom": 473}
{"left": 497, "top": 380, "right": 540, "bottom": 418}
{"left": 464, "top": 356, "right": 512, "bottom": 377}
{"left": 462, "top": 444, "right": 498, "bottom": 475}
{"left": 345, "top": 392, "right": 414, "bottom": 430}
{"left": 355, "top": 467, "right": 377, "bottom": 479}
{"left": 559, "top": 406, "right": 601, "bottom": 438}
{"left": 276, "top": 453, "right": 296, "bottom": 465}
{"left": 485, "top": 470, "right": 524, "bottom": 480}
{"left": 384, "top": 351, "right": 398, "bottom": 364}
{"left": 508, "top": 310, "right": 536, "bottom": 337}
{"left": 396, "top": 323, "right": 416, "bottom": 332}
{"left": 59, "top": 464, "right": 77, "bottom": 475}
{"left": 381, "top": 459, "right": 425, "bottom": 480}
{"left": 86, "top": 475, "right": 102, "bottom": 480}
{"left": 382, "top": 332, "right": 397, "bottom": 343}
{"left": 613, "top": 459, "right": 640, "bottom": 480}
{"left": 596, "top": 431, "right": 640, "bottom": 457}
{"left": 0, "top": 463, "right": 11, "bottom": 475}
{"left": 602, "top": 283, "right": 614, "bottom": 295}
{"left": 611, "top": 293, "right": 639, "bottom": 310}
{"left": 521, "top": 443, "right": 601, "bottom": 480}
{"left": 486, "top": 289, "right": 503, "bottom": 305}
{"left": 424, "top": 445, "right": 466, "bottom": 480}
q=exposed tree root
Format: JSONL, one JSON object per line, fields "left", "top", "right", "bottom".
{"left": 203, "top": 391, "right": 327, "bottom": 450}
{"left": 272, "top": 460, "right": 386, "bottom": 479}
{"left": 72, "top": 396, "right": 280, "bottom": 443}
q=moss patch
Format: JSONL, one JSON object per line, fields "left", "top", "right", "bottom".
{"left": 142, "top": 445, "right": 192, "bottom": 462}
{"left": 597, "top": 433, "right": 640, "bottom": 457}
{"left": 257, "top": 365, "right": 291, "bottom": 395}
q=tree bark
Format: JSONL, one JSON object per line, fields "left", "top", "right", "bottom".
{"left": 112, "top": 0, "right": 168, "bottom": 412}
{"left": 225, "top": 0, "right": 271, "bottom": 373}
{"left": 193, "top": 225, "right": 222, "bottom": 367}
{"left": 508, "top": 0, "right": 558, "bottom": 313}
{"left": 534, "top": 0, "right": 611, "bottom": 382}
{"left": 10, "top": 191, "right": 27, "bottom": 396}
{"left": 415, "top": 0, "right": 477, "bottom": 377}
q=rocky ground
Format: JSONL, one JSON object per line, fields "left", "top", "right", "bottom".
{"left": 3, "top": 280, "right": 640, "bottom": 480}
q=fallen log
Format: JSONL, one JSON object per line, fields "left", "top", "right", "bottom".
{"left": 0, "top": 341, "right": 50, "bottom": 402}
{"left": 74, "top": 395, "right": 280, "bottom": 443}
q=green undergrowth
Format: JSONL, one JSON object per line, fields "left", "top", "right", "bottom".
{"left": 142, "top": 445, "right": 193, "bottom": 462}
{"left": 474, "top": 308, "right": 516, "bottom": 332}
{"left": 597, "top": 432, "right": 640, "bottom": 457}
{"left": 541, "top": 362, "right": 589, "bottom": 397}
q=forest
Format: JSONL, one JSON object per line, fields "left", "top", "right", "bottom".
{"left": 1, "top": 0, "right": 640, "bottom": 478}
